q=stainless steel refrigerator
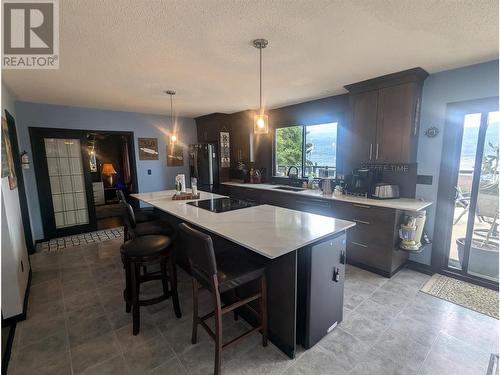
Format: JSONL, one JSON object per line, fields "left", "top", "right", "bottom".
{"left": 189, "top": 143, "right": 219, "bottom": 192}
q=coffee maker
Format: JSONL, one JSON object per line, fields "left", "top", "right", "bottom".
{"left": 345, "top": 168, "right": 381, "bottom": 197}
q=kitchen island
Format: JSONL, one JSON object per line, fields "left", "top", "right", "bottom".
{"left": 131, "top": 190, "right": 355, "bottom": 358}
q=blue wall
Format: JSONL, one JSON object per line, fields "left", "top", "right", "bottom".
{"left": 412, "top": 60, "right": 499, "bottom": 264}
{"left": 14, "top": 102, "right": 197, "bottom": 242}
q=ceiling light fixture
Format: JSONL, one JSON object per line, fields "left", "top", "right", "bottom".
{"left": 253, "top": 38, "right": 269, "bottom": 134}
{"left": 165, "top": 90, "right": 178, "bottom": 143}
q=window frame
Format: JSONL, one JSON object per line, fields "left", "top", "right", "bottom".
{"left": 273, "top": 121, "right": 339, "bottom": 179}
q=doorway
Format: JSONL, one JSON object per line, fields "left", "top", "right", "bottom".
{"left": 434, "top": 97, "right": 499, "bottom": 288}
{"left": 30, "top": 128, "right": 138, "bottom": 240}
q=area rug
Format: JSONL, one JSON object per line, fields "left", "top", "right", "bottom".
{"left": 421, "top": 274, "right": 499, "bottom": 319}
{"left": 36, "top": 227, "right": 124, "bottom": 253}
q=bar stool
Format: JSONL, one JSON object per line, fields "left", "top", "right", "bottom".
{"left": 178, "top": 223, "right": 268, "bottom": 375}
{"left": 121, "top": 235, "right": 181, "bottom": 335}
{"left": 117, "top": 190, "right": 172, "bottom": 240}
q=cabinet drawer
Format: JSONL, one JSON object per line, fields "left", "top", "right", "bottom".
{"left": 347, "top": 241, "right": 389, "bottom": 270}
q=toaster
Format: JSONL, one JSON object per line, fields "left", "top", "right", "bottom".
{"left": 372, "top": 183, "right": 400, "bottom": 199}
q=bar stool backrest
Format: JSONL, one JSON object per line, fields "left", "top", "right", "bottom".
{"left": 178, "top": 223, "right": 217, "bottom": 288}
{"left": 116, "top": 189, "right": 126, "bottom": 202}
{"left": 120, "top": 200, "right": 137, "bottom": 237}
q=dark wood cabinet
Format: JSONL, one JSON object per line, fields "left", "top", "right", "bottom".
{"left": 195, "top": 113, "right": 229, "bottom": 143}
{"left": 344, "top": 90, "right": 378, "bottom": 172}
{"left": 333, "top": 200, "right": 407, "bottom": 276}
{"left": 228, "top": 110, "right": 253, "bottom": 165}
{"left": 219, "top": 184, "right": 409, "bottom": 277}
{"left": 343, "top": 68, "right": 428, "bottom": 172}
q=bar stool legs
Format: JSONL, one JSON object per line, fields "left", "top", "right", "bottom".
{"left": 131, "top": 263, "right": 141, "bottom": 335}
{"left": 260, "top": 274, "right": 268, "bottom": 347}
{"left": 213, "top": 280, "right": 223, "bottom": 375}
{"left": 123, "top": 255, "right": 182, "bottom": 336}
{"left": 191, "top": 279, "right": 199, "bottom": 345}
{"left": 190, "top": 274, "right": 268, "bottom": 375}
{"left": 168, "top": 255, "right": 182, "bottom": 318}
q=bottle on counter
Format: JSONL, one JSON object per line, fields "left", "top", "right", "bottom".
{"left": 191, "top": 177, "right": 198, "bottom": 196}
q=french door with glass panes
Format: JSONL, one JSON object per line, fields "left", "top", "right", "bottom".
{"left": 30, "top": 128, "right": 96, "bottom": 239}
{"left": 435, "top": 97, "right": 499, "bottom": 288}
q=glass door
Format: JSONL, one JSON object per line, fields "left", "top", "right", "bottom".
{"left": 440, "top": 102, "right": 499, "bottom": 285}
{"left": 30, "top": 128, "right": 96, "bottom": 239}
{"left": 44, "top": 138, "right": 89, "bottom": 229}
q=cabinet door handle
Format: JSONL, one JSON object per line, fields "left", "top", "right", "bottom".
{"left": 353, "top": 204, "right": 371, "bottom": 209}
{"left": 351, "top": 241, "right": 368, "bottom": 248}
{"left": 369, "top": 143, "right": 373, "bottom": 160}
{"left": 414, "top": 97, "right": 421, "bottom": 136}
{"left": 352, "top": 219, "right": 370, "bottom": 225}
{"left": 376, "top": 144, "right": 379, "bottom": 160}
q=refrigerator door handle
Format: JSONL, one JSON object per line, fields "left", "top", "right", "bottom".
{"left": 208, "top": 145, "right": 213, "bottom": 185}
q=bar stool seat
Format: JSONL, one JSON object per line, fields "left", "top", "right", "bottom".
{"left": 216, "top": 252, "right": 265, "bottom": 293}
{"left": 120, "top": 235, "right": 171, "bottom": 258}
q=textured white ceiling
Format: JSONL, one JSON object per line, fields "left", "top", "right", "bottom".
{"left": 3, "top": 0, "right": 498, "bottom": 117}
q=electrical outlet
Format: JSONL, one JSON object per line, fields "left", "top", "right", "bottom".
{"left": 147, "top": 169, "right": 151, "bottom": 175}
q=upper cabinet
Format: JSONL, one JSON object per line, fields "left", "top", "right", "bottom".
{"left": 195, "top": 112, "right": 229, "bottom": 143}
{"left": 343, "top": 68, "right": 428, "bottom": 172}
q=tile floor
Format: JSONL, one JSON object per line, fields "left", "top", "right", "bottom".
{"left": 8, "top": 238, "right": 499, "bottom": 375}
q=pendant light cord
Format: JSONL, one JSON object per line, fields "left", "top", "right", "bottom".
{"left": 170, "top": 93, "right": 174, "bottom": 128}
{"left": 259, "top": 46, "right": 262, "bottom": 111}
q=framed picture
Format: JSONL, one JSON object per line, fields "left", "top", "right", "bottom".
{"left": 1, "top": 116, "right": 17, "bottom": 190}
{"left": 138, "top": 138, "right": 159, "bottom": 160}
{"left": 220, "top": 131, "right": 230, "bottom": 168}
{"left": 167, "top": 143, "right": 184, "bottom": 166}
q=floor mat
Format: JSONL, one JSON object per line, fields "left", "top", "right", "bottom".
{"left": 421, "top": 274, "right": 499, "bottom": 319}
{"left": 36, "top": 227, "right": 124, "bottom": 253}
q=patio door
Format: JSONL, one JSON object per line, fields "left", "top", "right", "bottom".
{"left": 30, "top": 128, "right": 97, "bottom": 239}
{"left": 434, "top": 97, "right": 499, "bottom": 287}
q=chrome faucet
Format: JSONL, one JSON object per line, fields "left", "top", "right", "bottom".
{"left": 287, "top": 166, "right": 299, "bottom": 178}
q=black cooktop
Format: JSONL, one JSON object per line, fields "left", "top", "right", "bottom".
{"left": 187, "top": 197, "right": 257, "bottom": 213}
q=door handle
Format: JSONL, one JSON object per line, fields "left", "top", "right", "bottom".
{"left": 340, "top": 250, "right": 346, "bottom": 265}
{"left": 332, "top": 267, "right": 340, "bottom": 282}
{"left": 369, "top": 143, "right": 373, "bottom": 160}
{"left": 376, "top": 144, "right": 379, "bottom": 160}
{"left": 353, "top": 204, "right": 371, "bottom": 209}
{"left": 351, "top": 241, "right": 368, "bottom": 248}
{"left": 352, "top": 219, "right": 371, "bottom": 225}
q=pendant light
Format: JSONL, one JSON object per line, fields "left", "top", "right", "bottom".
{"left": 165, "top": 90, "right": 178, "bottom": 143}
{"left": 253, "top": 38, "right": 269, "bottom": 134}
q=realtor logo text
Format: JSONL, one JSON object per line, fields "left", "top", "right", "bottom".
{"left": 2, "top": 0, "right": 59, "bottom": 69}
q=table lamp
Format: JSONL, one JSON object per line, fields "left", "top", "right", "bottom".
{"left": 101, "top": 163, "right": 117, "bottom": 187}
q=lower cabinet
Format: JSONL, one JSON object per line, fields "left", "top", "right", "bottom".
{"left": 333, "top": 201, "right": 408, "bottom": 277}
{"left": 219, "top": 184, "right": 408, "bottom": 277}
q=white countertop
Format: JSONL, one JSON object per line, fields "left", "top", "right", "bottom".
{"left": 222, "top": 182, "right": 432, "bottom": 212}
{"left": 131, "top": 190, "right": 355, "bottom": 259}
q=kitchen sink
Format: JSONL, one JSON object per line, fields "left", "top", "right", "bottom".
{"left": 273, "top": 186, "right": 305, "bottom": 192}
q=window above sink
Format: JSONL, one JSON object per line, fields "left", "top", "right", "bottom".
{"left": 274, "top": 122, "right": 338, "bottom": 179}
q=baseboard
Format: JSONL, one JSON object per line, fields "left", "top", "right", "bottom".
{"left": 346, "top": 259, "right": 391, "bottom": 278}
{"left": 406, "top": 260, "right": 434, "bottom": 275}
{"left": 2, "top": 269, "right": 32, "bottom": 327}
{"left": 1, "top": 323, "right": 17, "bottom": 375}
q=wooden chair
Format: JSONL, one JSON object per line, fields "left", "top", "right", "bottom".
{"left": 178, "top": 223, "right": 268, "bottom": 375}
